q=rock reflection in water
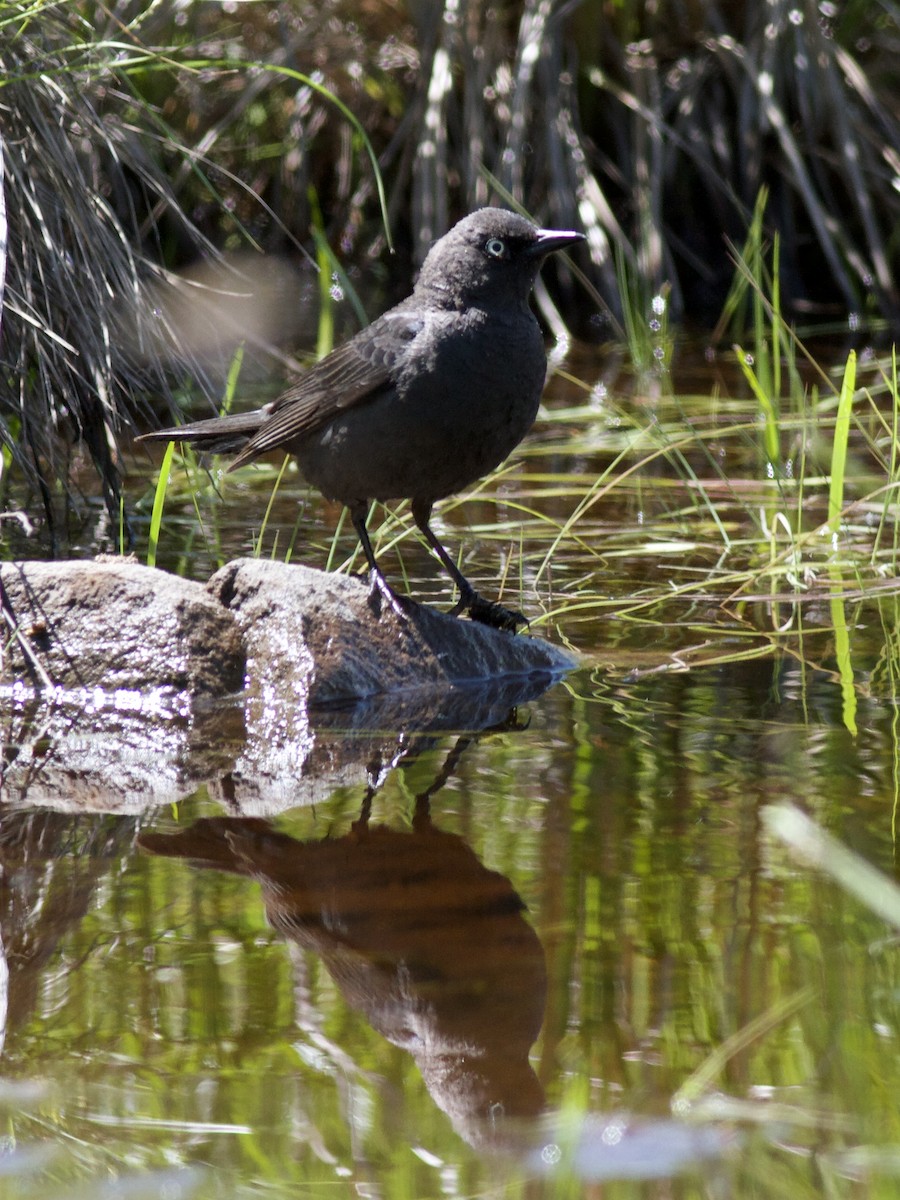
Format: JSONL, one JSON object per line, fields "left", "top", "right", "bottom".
{"left": 140, "top": 736, "right": 547, "bottom": 1151}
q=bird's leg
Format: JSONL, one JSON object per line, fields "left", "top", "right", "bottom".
{"left": 350, "top": 504, "right": 408, "bottom": 621}
{"left": 411, "top": 499, "right": 528, "bottom": 633}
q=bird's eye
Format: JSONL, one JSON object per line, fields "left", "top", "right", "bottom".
{"left": 484, "top": 237, "right": 507, "bottom": 259}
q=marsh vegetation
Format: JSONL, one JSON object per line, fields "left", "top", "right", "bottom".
{"left": 1, "top": 0, "right": 897, "bottom": 533}
{"left": 3, "top": 3, "right": 900, "bottom": 1197}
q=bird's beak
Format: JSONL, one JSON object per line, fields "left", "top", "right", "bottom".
{"left": 529, "top": 228, "right": 586, "bottom": 256}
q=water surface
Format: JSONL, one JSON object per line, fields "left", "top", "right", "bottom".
{"left": 2, "top": 342, "right": 899, "bottom": 1198}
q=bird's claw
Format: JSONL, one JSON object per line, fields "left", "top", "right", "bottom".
{"left": 454, "top": 590, "right": 528, "bottom": 633}
{"left": 366, "top": 569, "right": 409, "bottom": 622}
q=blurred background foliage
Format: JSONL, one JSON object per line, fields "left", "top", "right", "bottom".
{"left": 0, "top": 0, "right": 898, "bottom": 534}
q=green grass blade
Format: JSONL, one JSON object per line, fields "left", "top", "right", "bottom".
{"left": 828, "top": 350, "right": 858, "bottom": 537}
{"left": 734, "top": 344, "right": 780, "bottom": 468}
{"left": 829, "top": 573, "right": 859, "bottom": 737}
{"left": 252, "top": 455, "right": 291, "bottom": 558}
{"left": 146, "top": 439, "right": 176, "bottom": 568}
{"left": 712, "top": 187, "right": 769, "bottom": 343}
{"left": 118, "top": 495, "right": 127, "bottom": 556}
{"left": 672, "top": 985, "right": 815, "bottom": 1110}
{"left": 221, "top": 343, "right": 245, "bottom": 416}
{"left": 765, "top": 803, "right": 900, "bottom": 927}
{"left": 310, "top": 221, "right": 335, "bottom": 361}
{"left": 770, "top": 234, "right": 781, "bottom": 403}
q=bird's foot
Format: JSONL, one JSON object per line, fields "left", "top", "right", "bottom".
{"left": 366, "top": 569, "right": 409, "bottom": 623}
{"left": 453, "top": 590, "right": 529, "bottom": 633}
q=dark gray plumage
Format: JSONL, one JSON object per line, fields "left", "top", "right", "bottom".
{"left": 139, "top": 209, "right": 585, "bottom": 630}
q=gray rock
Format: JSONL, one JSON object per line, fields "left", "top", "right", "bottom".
{"left": 0, "top": 558, "right": 245, "bottom": 700}
{"left": 202, "top": 558, "right": 575, "bottom": 812}
{"left": 207, "top": 557, "right": 575, "bottom": 708}
{"left": 0, "top": 558, "right": 247, "bottom": 810}
{"left": 0, "top": 556, "right": 575, "bottom": 812}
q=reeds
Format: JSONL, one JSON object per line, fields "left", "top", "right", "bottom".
{"left": 0, "top": 4, "right": 199, "bottom": 538}
{"left": 0, "top": 2, "right": 388, "bottom": 544}
{"left": 2, "top": 0, "right": 898, "bottom": 549}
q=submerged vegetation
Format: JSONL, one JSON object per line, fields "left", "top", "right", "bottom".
{"left": 0, "top": 0, "right": 898, "bottom": 541}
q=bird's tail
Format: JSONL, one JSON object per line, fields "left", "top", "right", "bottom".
{"left": 136, "top": 410, "right": 265, "bottom": 461}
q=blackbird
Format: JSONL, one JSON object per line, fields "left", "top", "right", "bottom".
{"left": 139, "top": 208, "right": 584, "bottom": 631}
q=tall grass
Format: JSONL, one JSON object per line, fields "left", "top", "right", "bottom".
{"left": 0, "top": 2, "right": 389, "bottom": 547}
{"left": 2, "top": 0, "right": 898, "bottom": 549}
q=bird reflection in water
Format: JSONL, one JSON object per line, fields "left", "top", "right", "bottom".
{"left": 139, "top": 728, "right": 546, "bottom": 1150}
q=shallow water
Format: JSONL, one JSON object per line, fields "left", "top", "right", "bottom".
{"left": 3, "top": 341, "right": 900, "bottom": 1197}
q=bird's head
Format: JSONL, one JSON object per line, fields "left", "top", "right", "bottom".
{"left": 415, "top": 209, "right": 584, "bottom": 310}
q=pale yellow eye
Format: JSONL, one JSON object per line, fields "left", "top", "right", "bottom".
{"left": 484, "top": 237, "right": 507, "bottom": 259}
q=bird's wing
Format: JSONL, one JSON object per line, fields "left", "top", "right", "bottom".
{"left": 228, "top": 310, "right": 424, "bottom": 469}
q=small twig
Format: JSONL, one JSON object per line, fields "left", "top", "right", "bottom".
{"left": 0, "top": 576, "right": 54, "bottom": 690}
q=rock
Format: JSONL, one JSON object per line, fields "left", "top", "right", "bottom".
{"left": 0, "top": 556, "right": 576, "bottom": 812}
{"left": 202, "top": 558, "right": 576, "bottom": 812}
{"left": 0, "top": 558, "right": 245, "bottom": 701}
{"left": 207, "top": 557, "right": 574, "bottom": 707}
{"left": 0, "top": 559, "right": 248, "bottom": 811}
{"left": 0, "top": 558, "right": 247, "bottom": 811}
{"left": 204, "top": 670, "right": 560, "bottom": 816}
